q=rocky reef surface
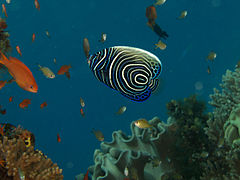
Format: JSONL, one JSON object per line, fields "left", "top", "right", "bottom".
{"left": 76, "top": 67, "right": 240, "bottom": 180}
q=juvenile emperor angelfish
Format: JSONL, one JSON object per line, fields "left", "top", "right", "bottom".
{"left": 88, "top": 46, "right": 162, "bottom": 102}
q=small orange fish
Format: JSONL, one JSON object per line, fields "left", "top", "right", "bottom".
{"left": 9, "top": 96, "right": 13, "bottom": 102}
{"left": 16, "top": 46, "right": 22, "bottom": 56}
{"left": 0, "top": 80, "right": 7, "bottom": 90}
{"left": 57, "top": 133, "right": 61, "bottom": 142}
{"left": 40, "top": 102, "right": 47, "bottom": 109}
{"left": 34, "top": 0, "right": 40, "bottom": 10}
{"left": 80, "top": 108, "right": 85, "bottom": 117}
{"left": 0, "top": 124, "right": 5, "bottom": 136}
{"left": 146, "top": 6, "right": 157, "bottom": 27}
{"left": 2, "top": 4, "right": 7, "bottom": 18}
{"left": 32, "top": 33, "right": 36, "bottom": 42}
{"left": 19, "top": 99, "right": 31, "bottom": 109}
{"left": 0, "top": 109, "right": 6, "bottom": 115}
{"left": 0, "top": 52, "right": 38, "bottom": 93}
{"left": 84, "top": 169, "right": 89, "bottom": 180}
{"left": 57, "top": 65, "right": 71, "bottom": 75}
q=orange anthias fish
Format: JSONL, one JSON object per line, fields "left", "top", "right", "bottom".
{"left": 57, "top": 133, "right": 61, "bottom": 142}
{"left": 57, "top": 65, "right": 71, "bottom": 75}
{"left": 34, "top": 0, "right": 40, "bottom": 10}
{"left": 0, "top": 80, "right": 7, "bottom": 90}
{"left": 32, "top": 33, "right": 36, "bottom": 42}
{"left": 9, "top": 96, "right": 13, "bottom": 102}
{"left": 80, "top": 108, "right": 85, "bottom": 117}
{"left": 0, "top": 124, "right": 5, "bottom": 136}
{"left": 84, "top": 169, "right": 89, "bottom": 180}
{"left": 0, "top": 109, "right": 6, "bottom": 115}
{"left": 40, "top": 102, "right": 47, "bottom": 109}
{"left": 19, "top": 99, "right": 31, "bottom": 109}
{"left": 16, "top": 46, "right": 22, "bottom": 56}
{"left": 146, "top": 6, "right": 157, "bottom": 27}
{"left": 2, "top": 4, "right": 7, "bottom": 18}
{"left": 0, "top": 51, "right": 38, "bottom": 93}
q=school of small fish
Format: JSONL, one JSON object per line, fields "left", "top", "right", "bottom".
{"left": 0, "top": 0, "right": 225, "bottom": 179}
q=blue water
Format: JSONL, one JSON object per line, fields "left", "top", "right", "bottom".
{"left": 1, "top": 0, "right": 240, "bottom": 179}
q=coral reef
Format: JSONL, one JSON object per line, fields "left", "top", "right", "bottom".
{"left": 0, "top": 123, "right": 63, "bottom": 180}
{"left": 76, "top": 67, "right": 240, "bottom": 180}
{"left": 0, "top": 18, "right": 11, "bottom": 55}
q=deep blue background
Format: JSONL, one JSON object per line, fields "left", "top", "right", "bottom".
{"left": 1, "top": 0, "right": 240, "bottom": 179}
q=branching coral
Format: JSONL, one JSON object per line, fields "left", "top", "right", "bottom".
{"left": 0, "top": 123, "right": 63, "bottom": 180}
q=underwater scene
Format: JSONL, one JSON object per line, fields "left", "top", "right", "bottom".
{"left": 0, "top": 0, "right": 240, "bottom": 179}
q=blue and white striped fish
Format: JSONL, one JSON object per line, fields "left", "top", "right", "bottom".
{"left": 88, "top": 46, "right": 162, "bottom": 102}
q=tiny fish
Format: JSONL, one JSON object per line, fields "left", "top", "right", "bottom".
{"left": 151, "top": 158, "right": 161, "bottom": 168}
{"left": 45, "top": 30, "right": 50, "bottom": 38}
{"left": 0, "top": 109, "right": 6, "bottom": 115}
{"left": 80, "top": 97, "right": 85, "bottom": 107}
{"left": 57, "top": 133, "right": 61, "bottom": 142}
{"left": 92, "top": 129, "right": 104, "bottom": 141}
{"left": 200, "top": 151, "right": 209, "bottom": 158}
{"left": 80, "top": 108, "right": 85, "bottom": 117}
{"left": 0, "top": 80, "right": 7, "bottom": 90}
{"left": 178, "top": 10, "right": 187, "bottom": 19}
{"left": 16, "top": 46, "right": 22, "bottom": 56}
{"left": 19, "top": 99, "right": 31, "bottom": 109}
{"left": 18, "top": 168, "right": 25, "bottom": 180}
{"left": 57, "top": 65, "right": 71, "bottom": 75}
{"left": 9, "top": 96, "right": 13, "bottom": 102}
{"left": 99, "top": 33, "right": 107, "bottom": 43}
{"left": 124, "top": 166, "right": 129, "bottom": 177}
{"left": 134, "top": 119, "right": 152, "bottom": 129}
{"left": 40, "top": 102, "right": 47, "bottom": 109}
{"left": 207, "top": 66, "right": 211, "bottom": 74}
{"left": 116, "top": 106, "right": 127, "bottom": 115}
{"left": 34, "top": 0, "right": 40, "bottom": 10}
{"left": 53, "top": 58, "right": 57, "bottom": 64}
{"left": 32, "top": 33, "right": 36, "bottom": 42}
{"left": 155, "top": 40, "right": 167, "bottom": 50}
{"left": 2, "top": 4, "right": 7, "bottom": 17}
{"left": 83, "top": 38, "right": 90, "bottom": 58}
{"left": 6, "top": 0, "right": 11, "bottom": 4}
{"left": 206, "top": 51, "right": 216, "bottom": 61}
{"left": 38, "top": 64, "right": 55, "bottom": 79}
{"left": 154, "top": 0, "right": 166, "bottom": 6}
{"left": 0, "top": 124, "right": 5, "bottom": 136}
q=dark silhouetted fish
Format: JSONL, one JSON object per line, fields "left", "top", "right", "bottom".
{"left": 88, "top": 46, "right": 162, "bottom": 102}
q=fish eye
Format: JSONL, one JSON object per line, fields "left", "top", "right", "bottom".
{"left": 30, "top": 85, "right": 33, "bottom": 89}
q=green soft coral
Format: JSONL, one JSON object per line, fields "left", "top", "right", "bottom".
{"left": 224, "top": 104, "right": 240, "bottom": 146}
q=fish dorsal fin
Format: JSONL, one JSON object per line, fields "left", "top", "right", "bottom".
{"left": 0, "top": 51, "right": 9, "bottom": 65}
{"left": 9, "top": 57, "right": 33, "bottom": 75}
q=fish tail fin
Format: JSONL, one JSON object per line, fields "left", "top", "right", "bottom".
{"left": 0, "top": 51, "right": 9, "bottom": 65}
